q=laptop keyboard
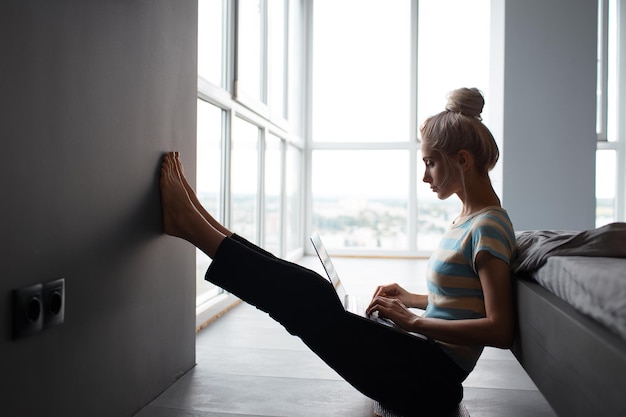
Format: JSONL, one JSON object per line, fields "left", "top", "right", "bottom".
{"left": 346, "top": 294, "right": 367, "bottom": 317}
{"left": 347, "top": 295, "right": 403, "bottom": 330}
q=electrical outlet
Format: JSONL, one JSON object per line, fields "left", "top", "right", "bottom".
{"left": 42, "top": 278, "right": 65, "bottom": 329}
{"left": 13, "top": 283, "right": 44, "bottom": 339}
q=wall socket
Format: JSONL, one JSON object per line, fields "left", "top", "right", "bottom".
{"left": 43, "top": 278, "right": 65, "bottom": 330}
{"left": 12, "top": 278, "right": 65, "bottom": 339}
{"left": 12, "top": 283, "right": 44, "bottom": 339}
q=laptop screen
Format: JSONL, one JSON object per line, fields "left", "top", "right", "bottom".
{"left": 309, "top": 232, "right": 347, "bottom": 305}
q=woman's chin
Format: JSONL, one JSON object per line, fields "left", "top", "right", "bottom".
{"left": 436, "top": 190, "right": 453, "bottom": 200}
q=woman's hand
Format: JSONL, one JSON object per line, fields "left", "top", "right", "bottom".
{"left": 366, "top": 283, "right": 427, "bottom": 331}
{"left": 370, "top": 283, "right": 412, "bottom": 305}
{"left": 366, "top": 295, "right": 420, "bottom": 331}
{"left": 368, "top": 283, "right": 428, "bottom": 310}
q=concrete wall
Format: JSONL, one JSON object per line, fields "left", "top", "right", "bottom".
{"left": 0, "top": 1, "right": 198, "bottom": 416}
{"left": 494, "top": 0, "right": 598, "bottom": 231}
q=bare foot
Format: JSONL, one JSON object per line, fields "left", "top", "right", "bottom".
{"left": 160, "top": 152, "right": 206, "bottom": 242}
{"left": 172, "top": 152, "right": 233, "bottom": 237}
{"left": 171, "top": 152, "right": 206, "bottom": 216}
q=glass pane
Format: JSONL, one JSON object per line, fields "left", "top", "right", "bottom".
{"left": 196, "top": 99, "right": 223, "bottom": 304}
{"left": 417, "top": 0, "right": 491, "bottom": 127}
{"left": 264, "top": 134, "right": 283, "bottom": 254}
{"left": 231, "top": 117, "right": 259, "bottom": 242}
{"left": 237, "top": 0, "right": 263, "bottom": 101}
{"left": 596, "top": 149, "right": 616, "bottom": 227}
{"left": 416, "top": 150, "right": 462, "bottom": 251}
{"left": 312, "top": 0, "right": 411, "bottom": 142}
{"left": 285, "top": 144, "right": 302, "bottom": 253}
{"left": 198, "top": 0, "right": 224, "bottom": 87}
{"left": 312, "top": 150, "right": 408, "bottom": 250}
{"left": 268, "top": 0, "right": 287, "bottom": 118}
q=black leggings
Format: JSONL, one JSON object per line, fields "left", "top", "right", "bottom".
{"left": 206, "top": 235, "right": 468, "bottom": 416}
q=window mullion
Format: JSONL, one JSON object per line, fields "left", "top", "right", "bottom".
{"left": 224, "top": 0, "right": 235, "bottom": 92}
{"left": 598, "top": 0, "right": 610, "bottom": 141}
{"left": 230, "top": 0, "right": 239, "bottom": 96}
{"left": 262, "top": 0, "right": 269, "bottom": 104}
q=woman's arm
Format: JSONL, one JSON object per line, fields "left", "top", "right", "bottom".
{"left": 370, "top": 252, "right": 514, "bottom": 349}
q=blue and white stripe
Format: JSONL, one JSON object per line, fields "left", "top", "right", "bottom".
{"left": 423, "top": 207, "right": 515, "bottom": 371}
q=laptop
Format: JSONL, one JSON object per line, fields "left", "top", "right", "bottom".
{"left": 309, "top": 232, "right": 427, "bottom": 340}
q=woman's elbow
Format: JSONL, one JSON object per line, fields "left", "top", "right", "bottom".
{"left": 491, "top": 326, "right": 515, "bottom": 349}
{"left": 484, "top": 318, "right": 515, "bottom": 349}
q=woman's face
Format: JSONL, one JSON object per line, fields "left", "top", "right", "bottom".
{"left": 421, "top": 140, "right": 458, "bottom": 200}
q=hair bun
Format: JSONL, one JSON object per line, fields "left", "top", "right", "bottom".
{"left": 445, "top": 87, "right": 484, "bottom": 120}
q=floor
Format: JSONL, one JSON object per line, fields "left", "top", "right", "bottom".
{"left": 136, "top": 256, "right": 558, "bottom": 417}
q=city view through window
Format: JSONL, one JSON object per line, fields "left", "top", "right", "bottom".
{"left": 311, "top": 0, "right": 484, "bottom": 253}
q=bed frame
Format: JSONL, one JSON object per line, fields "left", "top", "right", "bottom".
{"left": 512, "top": 277, "right": 626, "bottom": 416}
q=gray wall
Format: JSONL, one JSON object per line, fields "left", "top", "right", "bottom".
{"left": 495, "top": 0, "right": 598, "bottom": 231}
{"left": 0, "top": 1, "right": 198, "bottom": 416}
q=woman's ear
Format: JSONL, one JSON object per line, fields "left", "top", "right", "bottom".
{"left": 457, "top": 150, "right": 472, "bottom": 171}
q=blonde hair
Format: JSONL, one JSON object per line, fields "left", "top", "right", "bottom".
{"left": 420, "top": 88, "right": 499, "bottom": 175}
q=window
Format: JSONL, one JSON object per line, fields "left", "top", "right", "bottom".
{"left": 310, "top": 0, "right": 489, "bottom": 255}
{"left": 268, "top": 0, "right": 288, "bottom": 120}
{"left": 264, "top": 134, "right": 283, "bottom": 253}
{"left": 198, "top": 0, "right": 225, "bottom": 87}
{"left": 196, "top": 0, "right": 305, "bottom": 314}
{"left": 196, "top": 99, "right": 225, "bottom": 306}
{"left": 285, "top": 143, "right": 303, "bottom": 255}
{"left": 311, "top": 150, "right": 409, "bottom": 250}
{"left": 596, "top": 149, "right": 617, "bottom": 226}
{"left": 312, "top": 0, "right": 410, "bottom": 144}
{"left": 236, "top": 0, "right": 264, "bottom": 103}
{"left": 596, "top": 0, "right": 625, "bottom": 226}
{"left": 311, "top": 0, "right": 413, "bottom": 255}
{"left": 231, "top": 117, "right": 260, "bottom": 242}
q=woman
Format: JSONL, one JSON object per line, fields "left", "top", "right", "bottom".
{"left": 160, "top": 88, "right": 516, "bottom": 416}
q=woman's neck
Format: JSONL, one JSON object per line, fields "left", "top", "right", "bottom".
{"left": 457, "top": 175, "right": 501, "bottom": 218}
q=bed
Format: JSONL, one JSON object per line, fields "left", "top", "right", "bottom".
{"left": 510, "top": 222, "right": 626, "bottom": 417}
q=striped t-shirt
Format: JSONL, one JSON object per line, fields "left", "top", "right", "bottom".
{"left": 424, "top": 206, "right": 515, "bottom": 372}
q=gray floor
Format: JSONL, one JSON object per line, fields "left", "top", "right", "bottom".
{"left": 136, "top": 257, "right": 558, "bottom": 417}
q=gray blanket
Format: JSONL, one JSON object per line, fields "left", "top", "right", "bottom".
{"left": 512, "top": 222, "right": 626, "bottom": 273}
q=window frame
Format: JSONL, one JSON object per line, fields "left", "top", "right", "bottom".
{"left": 597, "top": 0, "right": 626, "bottom": 224}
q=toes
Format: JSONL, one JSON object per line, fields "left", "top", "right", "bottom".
{"left": 160, "top": 154, "right": 177, "bottom": 186}
{"left": 163, "top": 151, "right": 176, "bottom": 165}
